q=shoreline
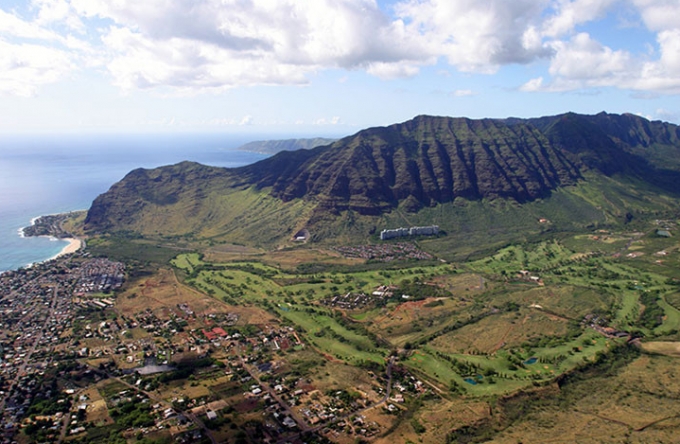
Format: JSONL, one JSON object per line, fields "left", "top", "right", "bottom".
{"left": 26, "top": 237, "right": 83, "bottom": 269}
{"left": 16, "top": 211, "right": 87, "bottom": 270}
{"left": 52, "top": 237, "right": 83, "bottom": 260}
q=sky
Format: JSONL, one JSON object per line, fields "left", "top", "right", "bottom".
{"left": 1, "top": 0, "right": 679, "bottom": 136}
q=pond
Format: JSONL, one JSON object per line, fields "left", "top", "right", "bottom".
{"left": 524, "top": 357, "right": 538, "bottom": 365}
{"left": 463, "top": 374, "right": 484, "bottom": 385}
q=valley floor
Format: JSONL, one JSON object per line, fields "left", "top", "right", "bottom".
{"left": 4, "top": 216, "right": 680, "bottom": 443}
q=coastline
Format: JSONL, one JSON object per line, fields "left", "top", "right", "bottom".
{"left": 1, "top": 237, "right": 84, "bottom": 275}
{"left": 53, "top": 237, "right": 82, "bottom": 259}
{"left": 25, "top": 238, "right": 83, "bottom": 269}
{"left": 18, "top": 212, "right": 85, "bottom": 269}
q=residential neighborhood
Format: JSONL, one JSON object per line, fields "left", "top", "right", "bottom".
{"left": 0, "top": 251, "right": 424, "bottom": 444}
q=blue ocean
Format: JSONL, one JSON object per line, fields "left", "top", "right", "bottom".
{"left": 0, "top": 133, "right": 269, "bottom": 272}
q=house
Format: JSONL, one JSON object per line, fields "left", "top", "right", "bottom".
{"left": 212, "top": 327, "right": 228, "bottom": 337}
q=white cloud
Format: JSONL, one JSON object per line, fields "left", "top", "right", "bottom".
{"left": 527, "top": 23, "right": 680, "bottom": 94}
{"left": 452, "top": 89, "right": 476, "bottom": 97}
{"left": 313, "top": 116, "right": 342, "bottom": 125}
{"left": 0, "top": 5, "right": 93, "bottom": 96}
{"left": 521, "top": 32, "right": 635, "bottom": 91}
{"left": 68, "top": 0, "right": 428, "bottom": 92}
{"left": 542, "top": 0, "right": 619, "bottom": 37}
{"left": 655, "top": 108, "right": 678, "bottom": 121}
{"left": 520, "top": 76, "right": 545, "bottom": 92}
{"left": 32, "top": 0, "right": 85, "bottom": 31}
{"left": 100, "top": 25, "right": 311, "bottom": 93}
{"left": 394, "top": 0, "right": 553, "bottom": 72}
{"left": 657, "top": 29, "right": 680, "bottom": 72}
{"left": 549, "top": 33, "right": 631, "bottom": 81}
{"left": 2, "top": 0, "right": 680, "bottom": 97}
{"left": 367, "top": 62, "right": 420, "bottom": 79}
{"left": 0, "top": 10, "right": 73, "bottom": 97}
{"left": 0, "top": 8, "right": 60, "bottom": 40}
{"left": 633, "top": 0, "right": 680, "bottom": 32}
{"left": 0, "top": 39, "right": 72, "bottom": 96}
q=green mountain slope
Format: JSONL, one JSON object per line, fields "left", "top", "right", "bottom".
{"left": 238, "top": 116, "right": 581, "bottom": 213}
{"left": 84, "top": 113, "right": 680, "bottom": 253}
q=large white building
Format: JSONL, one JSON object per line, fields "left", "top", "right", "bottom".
{"left": 380, "top": 225, "right": 439, "bottom": 240}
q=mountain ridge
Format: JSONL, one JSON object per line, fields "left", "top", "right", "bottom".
{"left": 84, "top": 112, "right": 680, "bottom": 248}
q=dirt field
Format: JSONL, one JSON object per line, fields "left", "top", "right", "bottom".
{"left": 431, "top": 273, "right": 486, "bottom": 294}
{"left": 83, "top": 386, "right": 113, "bottom": 426}
{"left": 372, "top": 399, "right": 490, "bottom": 444}
{"left": 493, "top": 353, "right": 680, "bottom": 443}
{"left": 641, "top": 341, "right": 680, "bottom": 356}
{"left": 204, "top": 245, "right": 362, "bottom": 270}
{"left": 368, "top": 297, "right": 467, "bottom": 333}
{"left": 431, "top": 311, "right": 569, "bottom": 354}
{"left": 117, "top": 267, "right": 276, "bottom": 325}
{"left": 264, "top": 248, "right": 362, "bottom": 269}
{"left": 203, "top": 243, "right": 265, "bottom": 262}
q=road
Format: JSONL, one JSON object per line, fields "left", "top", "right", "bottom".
{"left": 82, "top": 367, "right": 218, "bottom": 444}
{"left": 117, "top": 374, "right": 218, "bottom": 444}
{"left": 236, "top": 346, "right": 311, "bottom": 433}
{"left": 272, "top": 356, "right": 397, "bottom": 443}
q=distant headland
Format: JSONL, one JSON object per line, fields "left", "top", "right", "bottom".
{"left": 237, "top": 137, "right": 337, "bottom": 154}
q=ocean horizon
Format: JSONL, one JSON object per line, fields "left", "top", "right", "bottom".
{"left": 0, "top": 133, "right": 270, "bottom": 273}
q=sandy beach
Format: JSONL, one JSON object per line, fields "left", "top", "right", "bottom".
{"left": 54, "top": 238, "right": 82, "bottom": 259}
{"left": 22, "top": 238, "right": 83, "bottom": 269}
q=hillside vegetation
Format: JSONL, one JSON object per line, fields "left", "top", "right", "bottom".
{"left": 84, "top": 112, "right": 680, "bottom": 256}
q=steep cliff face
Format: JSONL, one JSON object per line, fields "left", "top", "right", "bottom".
{"left": 84, "top": 112, "right": 680, "bottom": 239}
{"left": 526, "top": 112, "right": 680, "bottom": 190}
{"left": 239, "top": 115, "right": 582, "bottom": 214}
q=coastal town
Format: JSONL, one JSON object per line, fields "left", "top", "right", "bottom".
{"left": 0, "top": 213, "right": 438, "bottom": 443}
{"left": 0, "top": 243, "right": 426, "bottom": 444}
{"left": 0, "top": 254, "right": 124, "bottom": 442}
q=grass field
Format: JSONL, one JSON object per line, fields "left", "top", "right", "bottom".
{"left": 276, "top": 306, "right": 387, "bottom": 364}
{"left": 655, "top": 296, "right": 680, "bottom": 334}
{"left": 60, "top": 210, "right": 680, "bottom": 444}
{"left": 166, "top": 228, "right": 680, "bottom": 390}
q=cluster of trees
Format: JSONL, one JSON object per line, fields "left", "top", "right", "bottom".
{"left": 155, "top": 356, "right": 217, "bottom": 384}
{"left": 638, "top": 291, "right": 664, "bottom": 330}
{"left": 110, "top": 399, "right": 155, "bottom": 429}
{"left": 396, "top": 277, "right": 451, "bottom": 301}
